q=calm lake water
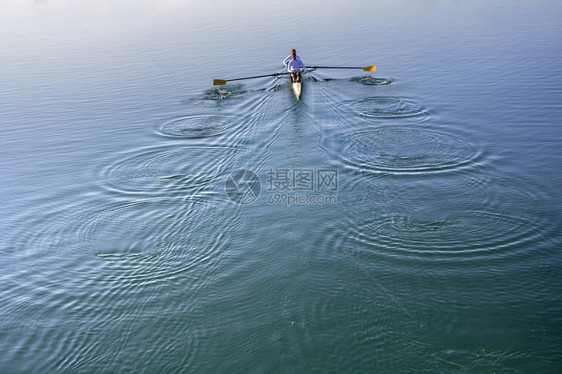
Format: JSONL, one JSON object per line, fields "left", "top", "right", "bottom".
{"left": 1, "top": 0, "right": 561, "bottom": 372}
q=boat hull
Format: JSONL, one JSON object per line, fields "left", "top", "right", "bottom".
{"left": 291, "top": 81, "right": 302, "bottom": 100}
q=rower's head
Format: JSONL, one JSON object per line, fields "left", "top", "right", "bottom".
{"left": 291, "top": 49, "right": 297, "bottom": 59}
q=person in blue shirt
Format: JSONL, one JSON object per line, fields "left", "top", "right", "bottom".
{"left": 283, "top": 49, "right": 305, "bottom": 83}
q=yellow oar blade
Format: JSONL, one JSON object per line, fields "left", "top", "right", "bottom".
{"left": 213, "top": 79, "right": 227, "bottom": 86}
{"left": 362, "top": 65, "right": 376, "bottom": 72}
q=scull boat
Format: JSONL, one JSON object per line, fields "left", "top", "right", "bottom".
{"left": 291, "top": 77, "right": 302, "bottom": 100}
{"left": 212, "top": 64, "right": 376, "bottom": 101}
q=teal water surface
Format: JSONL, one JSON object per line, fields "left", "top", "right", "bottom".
{"left": 1, "top": 0, "right": 562, "bottom": 372}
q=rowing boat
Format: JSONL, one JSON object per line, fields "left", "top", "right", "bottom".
{"left": 212, "top": 65, "right": 376, "bottom": 99}
{"left": 291, "top": 79, "right": 302, "bottom": 100}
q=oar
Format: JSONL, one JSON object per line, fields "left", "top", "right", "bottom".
{"left": 306, "top": 65, "right": 376, "bottom": 72}
{"left": 213, "top": 72, "right": 293, "bottom": 86}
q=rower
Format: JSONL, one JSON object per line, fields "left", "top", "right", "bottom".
{"left": 283, "top": 49, "right": 305, "bottom": 83}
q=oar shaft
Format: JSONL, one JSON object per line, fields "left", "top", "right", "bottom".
{"left": 214, "top": 64, "right": 375, "bottom": 85}
{"left": 307, "top": 66, "right": 360, "bottom": 69}
{"left": 217, "top": 71, "right": 293, "bottom": 84}
{"left": 226, "top": 73, "right": 279, "bottom": 82}
{"left": 306, "top": 65, "right": 376, "bottom": 71}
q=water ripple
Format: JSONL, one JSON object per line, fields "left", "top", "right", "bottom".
{"left": 338, "top": 125, "right": 483, "bottom": 175}
{"left": 1, "top": 196, "right": 240, "bottom": 373}
{"left": 99, "top": 143, "right": 240, "bottom": 197}
{"left": 203, "top": 84, "right": 246, "bottom": 101}
{"left": 345, "top": 96, "right": 426, "bottom": 119}
{"left": 350, "top": 76, "right": 392, "bottom": 86}
{"left": 346, "top": 209, "right": 548, "bottom": 262}
{"left": 158, "top": 114, "right": 239, "bottom": 138}
{"left": 309, "top": 163, "right": 560, "bottom": 268}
